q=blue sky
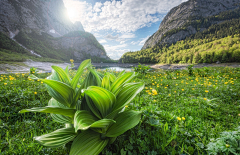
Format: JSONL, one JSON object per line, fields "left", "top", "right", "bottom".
{"left": 63, "top": 0, "right": 187, "bottom": 60}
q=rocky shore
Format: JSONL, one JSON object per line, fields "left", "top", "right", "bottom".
{"left": 0, "top": 60, "right": 239, "bottom": 74}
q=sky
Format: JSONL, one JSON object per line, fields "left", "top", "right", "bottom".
{"left": 63, "top": 0, "right": 188, "bottom": 60}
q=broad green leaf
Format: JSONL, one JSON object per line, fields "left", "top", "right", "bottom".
{"left": 84, "top": 95, "right": 102, "bottom": 119}
{"left": 108, "top": 72, "right": 116, "bottom": 82}
{"left": 101, "top": 74, "right": 111, "bottom": 90}
{"left": 52, "top": 66, "right": 71, "bottom": 85}
{"left": 65, "top": 65, "right": 69, "bottom": 74}
{"left": 48, "top": 97, "right": 68, "bottom": 108}
{"left": 41, "top": 79, "right": 75, "bottom": 107}
{"left": 74, "top": 110, "right": 115, "bottom": 132}
{"left": 110, "top": 72, "right": 136, "bottom": 95}
{"left": 71, "top": 59, "right": 91, "bottom": 90}
{"left": 47, "top": 69, "right": 61, "bottom": 81}
{"left": 19, "top": 106, "right": 76, "bottom": 118}
{"left": 84, "top": 86, "right": 116, "bottom": 118}
{"left": 50, "top": 113, "right": 72, "bottom": 124}
{"left": 106, "top": 110, "right": 141, "bottom": 137}
{"left": 71, "top": 87, "right": 82, "bottom": 108}
{"left": 34, "top": 128, "right": 76, "bottom": 148}
{"left": 48, "top": 98, "right": 72, "bottom": 123}
{"left": 70, "top": 130, "right": 109, "bottom": 155}
{"left": 81, "top": 67, "right": 102, "bottom": 89}
{"left": 29, "top": 74, "right": 39, "bottom": 80}
{"left": 106, "top": 82, "right": 144, "bottom": 119}
{"left": 117, "top": 70, "right": 125, "bottom": 77}
{"left": 114, "top": 82, "right": 144, "bottom": 111}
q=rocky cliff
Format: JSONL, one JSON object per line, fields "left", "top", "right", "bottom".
{"left": 0, "top": 0, "right": 84, "bottom": 37}
{"left": 142, "top": 0, "right": 240, "bottom": 50}
{"left": 0, "top": 0, "right": 109, "bottom": 62}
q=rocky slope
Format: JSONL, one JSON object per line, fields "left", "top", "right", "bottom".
{"left": 142, "top": 0, "right": 240, "bottom": 50}
{"left": 0, "top": 0, "right": 109, "bottom": 62}
{"left": 0, "top": 0, "right": 84, "bottom": 37}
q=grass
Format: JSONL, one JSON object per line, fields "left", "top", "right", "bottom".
{"left": 0, "top": 67, "right": 240, "bottom": 154}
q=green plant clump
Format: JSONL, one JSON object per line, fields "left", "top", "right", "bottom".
{"left": 19, "top": 59, "right": 144, "bottom": 154}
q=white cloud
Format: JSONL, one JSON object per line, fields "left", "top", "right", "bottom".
{"left": 139, "top": 35, "right": 150, "bottom": 46}
{"left": 120, "top": 41, "right": 125, "bottom": 44}
{"left": 99, "top": 39, "right": 107, "bottom": 43}
{"left": 103, "top": 44, "right": 129, "bottom": 60}
{"left": 63, "top": 0, "right": 188, "bottom": 32}
{"left": 131, "top": 41, "right": 138, "bottom": 45}
{"left": 119, "top": 33, "right": 135, "bottom": 39}
{"left": 105, "top": 34, "right": 119, "bottom": 40}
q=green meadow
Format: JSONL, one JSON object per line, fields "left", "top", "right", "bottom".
{"left": 0, "top": 65, "right": 240, "bottom": 154}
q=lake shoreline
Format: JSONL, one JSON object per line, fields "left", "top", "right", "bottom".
{"left": 0, "top": 60, "right": 239, "bottom": 74}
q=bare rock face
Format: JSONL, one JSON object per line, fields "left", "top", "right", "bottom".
{"left": 142, "top": 0, "right": 240, "bottom": 50}
{"left": 0, "top": 0, "right": 84, "bottom": 37}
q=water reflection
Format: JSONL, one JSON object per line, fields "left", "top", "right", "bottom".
{"left": 95, "top": 67, "right": 133, "bottom": 72}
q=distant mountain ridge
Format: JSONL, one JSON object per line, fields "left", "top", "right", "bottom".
{"left": 120, "top": 0, "right": 240, "bottom": 64}
{"left": 0, "top": 0, "right": 110, "bottom": 62}
{"left": 142, "top": 0, "right": 240, "bottom": 49}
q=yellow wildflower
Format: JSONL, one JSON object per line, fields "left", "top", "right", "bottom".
{"left": 204, "top": 98, "right": 207, "bottom": 101}
{"left": 182, "top": 117, "right": 185, "bottom": 121}
{"left": 182, "top": 89, "right": 184, "bottom": 91}
{"left": 225, "top": 144, "right": 230, "bottom": 148}
{"left": 177, "top": 117, "right": 181, "bottom": 121}
{"left": 125, "top": 105, "right": 128, "bottom": 108}
{"left": 205, "top": 90, "right": 209, "bottom": 93}
{"left": 152, "top": 89, "right": 157, "bottom": 95}
{"left": 34, "top": 92, "right": 37, "bottom": 95}
{"left": 4, "top": 83, "right": 7, "bottom": 85}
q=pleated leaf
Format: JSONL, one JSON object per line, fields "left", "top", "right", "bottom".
{"left": 48, "top": 97, "right": 68, "bottom": 108}
{"left": 114, "top": 82, "right": 144, "bottom": 111}
{"left": 110, "top": 72, "right": 136, "bottom": 95}
{"left": 19, "top": 106, "right": 76, "bottom": 118}
{"left": 48, "top": 98, "right": 73, "bottom": 123}
{"left": 101, "top": 74, "right": 111, "bottom": 90}
{"left": 81, "top": 67, "right": 102, "bottom": 89}
{"left": 70, "top": 130, "right": 109, "bottom": 155}
{"left": 34, "top": 128, "right": 76, "bottom": 148}
{"left": 50, "top": 113, "right": 72, "bottom": 124}
{"left": 29, "top": 74, "right": 39, "bottom": 80}
{"left": 52, "top": 66, "right": 71, "bottom": 85}
{"left": 108, "top": 72, "right": 116, "bottom": 82}
{"left": 84, "top": 86, "right": 116, "bottom": 118}
{"left": 41, "top": 79, "right": 74, "bottom": 107}
{"left": 71, "top": 87, "right": 82, "bottom": 108}
{"left": 84, "top": 95, "right": 102, "bottom": 119}
{"left": 47, "top": 69, "right": 61, "bottom": 81}
{"left": 106, "top": 110, "right": 141, "bottom": 137}
{"left": 71, "top": 59, "right": 91, "bottom": 90}
{"left": 74, "top": 110, "right": 115, "bottom": 132}
{"left": 106, "top": 82, "right": 144, "bottom": 119}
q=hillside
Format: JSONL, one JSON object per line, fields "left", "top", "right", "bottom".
{"left": 120, "top": 1, "right": 240, "bottom": 64}
{"left": 142, "top": 0, "right": 240, "bottom": 49}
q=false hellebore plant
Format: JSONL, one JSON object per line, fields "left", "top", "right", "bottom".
{"left": 19, "top": 59, "right": 144, "bottom": 155}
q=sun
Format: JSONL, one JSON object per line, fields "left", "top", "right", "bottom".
{"left": 67, "top": 8, "right": 77, "bottom": 23}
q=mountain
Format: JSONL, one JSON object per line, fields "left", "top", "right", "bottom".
{"left": 120, "top": 0, "right": 240, "bottom": 64}
{"left": 0, "top": 0, "right": 110, "bottom": 62}
{"left": 142, "top": 0, "right": 240, "bottom": 50}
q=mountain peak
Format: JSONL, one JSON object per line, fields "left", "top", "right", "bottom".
{"left": 142, "top": 0, "right": 240, "bottom": 50}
